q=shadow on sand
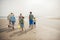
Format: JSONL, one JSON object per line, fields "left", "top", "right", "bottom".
{"left": 0, "top": 27, "right": 17, "bottom": 33}
{"left": 10, "top": 28, "right": 34, "bottom": 37}
{"left": 0, "top": 28, "right": 11, "bottom": 33}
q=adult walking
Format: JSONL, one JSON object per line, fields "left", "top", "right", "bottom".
{"left": 29, "top": 12, "right": 34, "bottom": 29}
{"left": 7, "top": 13, "right": 13, "bottom": 25}
{"left": 10, "top": 13, "right": 16, "bottom": 30}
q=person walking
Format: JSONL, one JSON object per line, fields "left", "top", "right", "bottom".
{"left": 29, "top": 12, "right": 34, "bottom": 29}
{"left": 19, "top": 13, "right": 24, "bottom": 31}
{"left": 10, "top": 13, "right": 16, "bottom": 30}
{"left": 7, "top": 13, "right": 13, "bottom": 28}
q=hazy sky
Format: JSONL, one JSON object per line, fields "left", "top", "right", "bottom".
{"left": 0, "top": 0, "right": 60, "bottom": 18}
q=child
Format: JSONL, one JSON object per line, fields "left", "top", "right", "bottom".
{"left": 19, "top": 14, "right": 24, "bottom": 31}
{"left": 33, "top": 17, "right": 36, "bottom": 27}
{"left": 10, "top": 14, "right": 16, "bottom": 30}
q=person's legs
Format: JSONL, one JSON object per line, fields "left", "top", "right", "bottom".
{"left": 29, "top": 20, "right": 31, "bottom": 28}
{"left": 20, "top": 23, "right": 24, "bottom": 31}
{"left": 12, "top": 21, "right": 15, "bottom": 30}
{"left": 29, "top": 20, "right": 33, "bottom": 29}
{"left": 8, "top": 20, "right": 12, "bottom": 28}
{"left": 22, "top": 24, "right": 24, "bottom": 31}
{"left": 31, "top": 20, "right": 33, "bottom": 29}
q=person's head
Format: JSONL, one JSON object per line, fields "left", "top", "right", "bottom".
{"left": 10, "top": 13, "right": 14, "bottom": 16}
{"left": 30, "top": 11, "right": 32, "bottom": 14}
{"left": 11, "top": 13, "right": 13, "bottom": 14}
{"left": 20, "top": 13, "right": 22, "bottom": 16}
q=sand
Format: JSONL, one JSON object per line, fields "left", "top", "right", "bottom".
{"left": 0, "top": 18, "right": 60, "bottom": 40}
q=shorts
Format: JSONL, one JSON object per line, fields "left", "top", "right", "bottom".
{"left": 29, "top": 20, "right": 33, "bottom": 25}
{"left": 20, "top": 23, "right": 24, "bottom": 28}
{"left": 11, "top": 21, "right": 15, "bottom": 25}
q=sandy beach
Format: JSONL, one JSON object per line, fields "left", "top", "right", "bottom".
{"left": 0, "top": 18, "right": 60, "bottom": 40}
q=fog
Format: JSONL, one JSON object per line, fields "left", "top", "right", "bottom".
{"left": 0, "top": 0, "right": 60, "bottom": 18}
{"left": 0, "top": 0, "right": 60, "bottom": 40}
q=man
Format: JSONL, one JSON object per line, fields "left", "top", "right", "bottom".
{"left": 10, "top": 14, "right": 16, "bottom": 30}
{"left": 29, "top": 12, "right": 34, "bottom": 29}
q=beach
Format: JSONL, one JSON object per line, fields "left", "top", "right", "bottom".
{"left": 0, "top": 18, "right": 60, "bottom": 40}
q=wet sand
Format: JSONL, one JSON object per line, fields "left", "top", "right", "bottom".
{"left": 0, "top": 18, "right": 60, "bottom": 40}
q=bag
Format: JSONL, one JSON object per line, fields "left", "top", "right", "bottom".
{"left": 18, "top": 25, "right": 21, "bottom": 29}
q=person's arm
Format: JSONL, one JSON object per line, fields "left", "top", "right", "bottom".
{"left": 18, "top": 16, "right": 20, "bottom": 24}
{"left": 22, "top": 16, "right": 24, "bottom": 18}
{"left": 32, "top": 15, "right": 34, "bottom": 19}
{"left": 18, "top": 16, "right": 20, "bottom": 20}
{"left": 29, "top": 15, "right": 30, "bottom": 20}
{"left": 7, "top": 15, "right": 9, "bottom": 20}
{"left": 14, "top": 17, "right": 16, "bottom": 22}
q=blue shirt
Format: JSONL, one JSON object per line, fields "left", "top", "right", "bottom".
{"left": 10, "top": 16, "right": 16, "bottom": 22}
